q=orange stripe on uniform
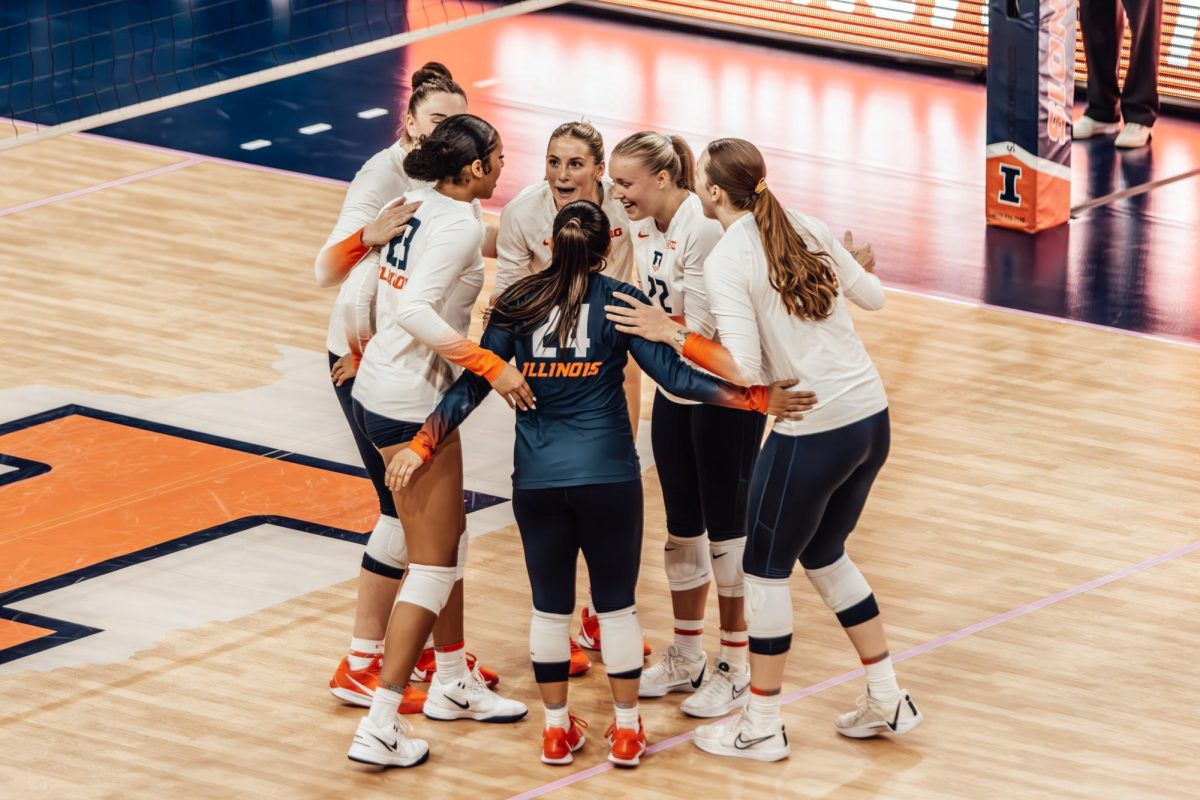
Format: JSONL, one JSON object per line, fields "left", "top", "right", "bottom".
{"left": 681, "top": 333, "right": 748, "bottom": 386}
{"left": 315, "top": 228, "right": 371, "bottom": 284}
{"left": 437, "top": 338, "right": 507, "bottom": 382}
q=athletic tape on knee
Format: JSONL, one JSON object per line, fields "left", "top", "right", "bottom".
{"left": 664, "top": 533, "right": 710, "bottom": 592}
{"left": 529, "top": 608, "right": 572, "bottom": 665}
{"left": 805, "top": 553, "right": 872, "bottom": 613}
{"left": 597, "top": 605, "right": 643, "bottom": 675}
{"left": 364, "top": 514, "right": 407, "bottom": 572}
{"left": 455, "top": 530, "right": 469, "bottom": 581}
{"left": 743, "top": 574, "right": 793, "bottom": 640}
{"left": 710, "top": 536, "right": 746, "bottom": 598}
{"left": 395, "top": 563, "right": 456, "bottom": 615}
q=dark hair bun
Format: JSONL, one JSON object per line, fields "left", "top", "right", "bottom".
{"left": 412, "top": 62, "right": 453, "bottom": 90}
{"left": 402, "top": 114, "right": 498, "bottom": 182}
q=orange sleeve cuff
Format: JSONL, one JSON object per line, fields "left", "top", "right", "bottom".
{"left": 682, "top": 332, "right": 746, "bottom": 385}
{"left": 408, "top": 431, "right": 436, "bottom": 462}
{"left": 319, "top": 228, "right": 371, "bottom": 283}
{"left": 453, "top": 345, "right": 507, "bottom": 382}
{"left": 746, "top": 385, "right": 769, "bottom": 414}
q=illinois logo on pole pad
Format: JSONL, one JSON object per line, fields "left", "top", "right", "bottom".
{"left": 985, "top": 0, "right": 1075, "bottom": 232}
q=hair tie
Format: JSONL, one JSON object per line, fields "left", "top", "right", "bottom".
{"left": 754, "top": 177, "right": 768, "bottom": 195}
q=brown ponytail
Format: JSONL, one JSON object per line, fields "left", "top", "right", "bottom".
{"left": 492, "top": 200, "right": 610, "bottom": 349}
{"left": 703, "top": 138, "right": 837, "bottom": 321}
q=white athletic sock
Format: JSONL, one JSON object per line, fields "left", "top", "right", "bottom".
{"left": 435, "top": 641, "right": 469, "bottom": 683}
{"left": 348, "top": 637, "right": 384, "bottom": 671}
{"left": 746, "top": 689, "right": 781, "bottom": 728}
{"left": 368, "top": 686, "right": 403, "bottom": 727}
{"left": 864, "top": 655, "right": 901, "bottom": 704}
{"left": 544, "top": 703, "right": 569, "bottom": 730}
{"left": 718, "top": 629, "right": 749, "bottom": 671}
{"left": 613, "top": 702, "right": 639, "bottom": 730}
{"left": 673, "top": 618, "right": 705, "bottom": 660}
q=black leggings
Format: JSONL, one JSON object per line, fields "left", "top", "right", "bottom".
{"left": 328, "top": 351, "right": 396, "bottom": 518}
{"left": 744, "top": 410, "right": 890, "bottom": 579}
{"left": 651, "top": 392, "right": 767, "bottom": 542}
{"left": 512, "top": 480, "right": 643, "bottom": 616}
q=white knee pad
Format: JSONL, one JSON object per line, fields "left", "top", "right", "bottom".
{"left": 395, "top": 564, "right": 456, "bottom": 615}
{"left": 805, "top": 553, "right": 872, "bottom": 613}
{"left": 597, "top": 605, "right": 643, "bottom": 675}
{"left": 364, "top": 514, "right": 407, "bottom": 570}
{"left": 455, "top": 530, "right": 469, "bottom": 582}
{"left": 710, "top": 536, "right": 745, "bottom": 598}
{"left": 529, "top": 608, "right": 572, "bottom": 665}
{"left": 664, "top": 534, "right": 711, "bottom": 592}
{"left": 743, "top": 574, "right": 793, "bottom": 640}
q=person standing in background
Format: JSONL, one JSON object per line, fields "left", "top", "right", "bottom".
{"left": 1073, "top": 0, "right": 1162, "bottom": 148}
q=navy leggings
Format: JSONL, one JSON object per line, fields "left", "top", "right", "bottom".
{"left": 744, "top": 410, "right": 890, "bottom": 579}
{"left": 512, "top": 480, "right": 644, "bottom": 616}
{"left": 651, "top": 392, "right": 767, "bottom": 542}
{"left": 328, "top": 351, "right": 396, "bottom": 518}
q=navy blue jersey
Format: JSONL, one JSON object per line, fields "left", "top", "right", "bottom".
{"left": 412, "top": 273, "right": 766, "bottom": 490}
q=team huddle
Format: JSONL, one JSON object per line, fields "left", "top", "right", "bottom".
{"left": 314, "top": 62, "right": 923, "bottom": 770}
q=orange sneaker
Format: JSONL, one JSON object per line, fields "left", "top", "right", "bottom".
{"left": 541, "top": 715, "right": 588, "bottom": 765}
{"left": 410, "top": 647, "right": 500, "bottom": 689}
{"left": 329, "top": 654, "right": 426, "bottom": 713}
{"left": 604, "top": 717, "right": 648, "bottom": 767}
{"left": 569, "top": 640, "right": 591, "bottom": 676}
{"left": 577, "top": 607, "right": 652, "bottom": 657}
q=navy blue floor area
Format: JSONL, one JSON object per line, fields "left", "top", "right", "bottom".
{"left": 1, "top": 0, "right": 416, "bottom": 128}
{"left": 28, "top": 5, "right": 1200, "bottom": 344}
{"left": 93, "top": 46, "right": 413, "bottom": 181}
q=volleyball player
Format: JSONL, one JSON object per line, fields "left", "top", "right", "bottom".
{"left": 344, "top": 115, "right": 531, "bottom": 768}
{"left": 606, "top": 132, "right": 764, "bottom": 719}
{"left": 316, "top": 64, "right": 504, "bottom": 715}
{"left": 387, "top": 200, "right": 815, "bottom": 768}
{"left": 493, "top": 120, "right": 640, "bottom": 428}
{"left": 610, "top": 138, "right": 922, "bottom": 761}
{"left": 492, "top": 121, "right": 643, "bottom": 675}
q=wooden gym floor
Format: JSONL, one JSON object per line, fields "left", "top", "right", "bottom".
{"left": 1, "top": 127, "right": 1198, "bottom": 799}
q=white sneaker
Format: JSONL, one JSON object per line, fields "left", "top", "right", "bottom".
{"left": 422, "top": 667, "right": 528, "bottom": 723}
{"left": 692, "top": 711, "right": 789, "bottom": 762}
{"left": 638, "top": 646, "right": 706, "bottom": 698}
{"left": 835, "top": 690, "right": 923, "bottom": 738}
{"left": 347, "top": 714, "right": 430, "bottom": 768}
{"left": 680, "top": 660, "right": 750, "bottom": 718}
{"left": 1072, "top": 115, "right": 1121, "bottom": 139}
{"left": 1115, "top": 122, "right": 1152, "bottom": 149}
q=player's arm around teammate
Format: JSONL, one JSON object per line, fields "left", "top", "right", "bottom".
{"left": 606, "top": 131, "right": 764, "bottom": 718}
{"left": 390, "top": 199, "right": 812, "bottom": 769}
{"left": 344, "top": 115, "right": 533, "bottom": 770}
{"left": 681, "top": 138, "right": 920, "bottom": 763}
{"left": 318, "top": 62, "right": 476, "bottom": 717}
